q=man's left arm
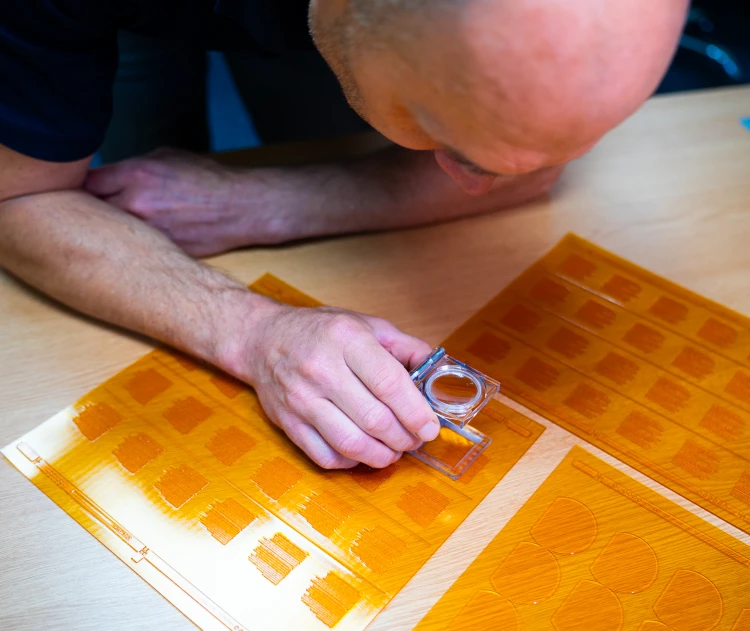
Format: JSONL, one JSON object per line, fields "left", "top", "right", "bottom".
{"left": 85, "top": 145, "right": 563, "bottom": 257}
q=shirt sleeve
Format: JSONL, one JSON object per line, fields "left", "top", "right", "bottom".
{"left": 0, "top": 0, "right": 118, "bottom": 162}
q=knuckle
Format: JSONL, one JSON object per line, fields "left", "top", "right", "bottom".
{"left": 298, "top": 358, "right": 332, "bottom": 386}
{"left": 359, "top": 405, "right": 419, "bottom": 452}
{"left": 359, "top": 404, "right": 392, "bottom": 435}
{"left": 370, "top": 368, "right": 403, "bottom": 402}
{"left": 366, "top": 316, "right": 391, "bottom": 333}
{"left": 335, "top": 431, "right": 368, "bottom": 460}
{"left": 269, "top": 360, "right": 290, "bottom": 387}
{"left": 284, "top": 388, "right": 312, "bottom": 416}
{"left": 327, "top": 314, "right": 362, "bottom": 341}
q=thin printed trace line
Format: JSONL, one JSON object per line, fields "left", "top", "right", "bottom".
{"left": 558, "top": 235, "right": 750, "bottom": 331}
{"left": 546, "top": 265, "right": 750, "bottom": 369}
{"left": 15, "top": 442, "right": 249, "bottom": 631}
{"left": 510, "top": 290, "right": 750, "bottom": 443}
{"left": 482, "top": 316, "right": 750, "bottom": 464}
{"left": 547, "top": 266, "right": 748, "bottom": 342}
{"left": 481, "top": 405, "right": 535, "bottom": 439}
{"left": 476, "top": 327, "right": 750, "bottom": 524}
{"left": 516, "top": 278, "right": 750, "bottom": 413}
{"left": 503, "top": 419, "right": 532, "bottom": 438}
{"left": 543, "top": 245, "right": 750, "bottom": 368}
{"left": 511, "top": 389, "right": 750, "bottom": 524}
{"left": 572, "top": 457, "right": 750, "bottom": 568}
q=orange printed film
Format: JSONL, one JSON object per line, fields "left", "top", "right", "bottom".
{"left": 416, "top": 446, "right": 750, "bottom": 631}
{"left": 2, "top": 274, "right": 543, "bottom": 631}
{"left": 443, "top": 234, "right": 750, "bottom": 536}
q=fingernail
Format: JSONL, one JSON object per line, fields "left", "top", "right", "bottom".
{"left": 417, "top": 421, "right": 440, "bottom": 442}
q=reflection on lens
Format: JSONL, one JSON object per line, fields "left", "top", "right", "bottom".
{"left": 426, "top": 367, "right": 482, "bottom": 414}
{"left": 430, "top": 373, "right": 478, "bottom": 405}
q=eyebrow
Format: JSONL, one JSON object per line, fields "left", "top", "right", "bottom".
{"left": 442, "top": 147, "right": 499, "bottom": 177}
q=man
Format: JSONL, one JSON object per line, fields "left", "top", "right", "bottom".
{"left": 0, "top": 0, "right": 688, "bottom": 470}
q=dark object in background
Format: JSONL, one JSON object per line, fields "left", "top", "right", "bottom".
{"left": 658, "top": 0, "right": 749, "bottom": 93}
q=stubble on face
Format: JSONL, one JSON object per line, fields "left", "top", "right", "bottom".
{"left": 309, "top": 5, "right": 370, "bottom": 121}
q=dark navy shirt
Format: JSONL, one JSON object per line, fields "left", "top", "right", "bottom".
{"left": 0, "top": 0, "right": 312, "bottom": 162}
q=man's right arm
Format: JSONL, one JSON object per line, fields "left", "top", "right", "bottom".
{"left": 0, "top": 144, "right": 257, "bottom": 369}
{"left": 0, "top": 144, "right": 439, "bottom": 468}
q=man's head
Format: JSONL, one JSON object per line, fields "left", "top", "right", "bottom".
{"left": 310, "top": 0, "right": 689, "bottom": 194}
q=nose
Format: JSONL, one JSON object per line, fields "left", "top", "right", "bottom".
{"left": 434, "top": 149, "right": 496, "bottom": 196}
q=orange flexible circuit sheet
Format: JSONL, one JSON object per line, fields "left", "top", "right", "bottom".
{"left": 416, "top": 446, "right": 750, "bottom": 631}
{"left": 442, "top": 234, "right": 750, "bottom": 536}
{"left": 1, "top": 274, "right": 543, "bottom": 631}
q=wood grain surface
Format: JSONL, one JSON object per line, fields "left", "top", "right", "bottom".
{"left": 1, "top": 86, "right": 750, "bottom": 630}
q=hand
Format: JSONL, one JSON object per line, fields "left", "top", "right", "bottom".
{"left": 84, "top": 148, "right": 268, "bottom": 257}
{"left": 229, "top": 302, "right": 440, "bottom": 470}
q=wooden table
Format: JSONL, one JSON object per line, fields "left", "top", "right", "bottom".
{"left": 1, "top": 86, "right": 750, "bottom": 631}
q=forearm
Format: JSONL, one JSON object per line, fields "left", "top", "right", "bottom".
{"left": 227, "top": 146, "right": 563, "bottom": 243}
{"left": 0, "top": 190, "right": 269, "bottom": 367}
{"left": 0, "top": 187, "right": 442, "bottom": 470}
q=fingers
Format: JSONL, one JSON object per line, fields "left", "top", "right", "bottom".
{"left": 327, "top": 372, "right": 421, "bottom": 453}
{"left": 306, "top": 399, "right": 400, "bottom": 469}
{"left": 84, "top": 163, "right": 130, "bottom": 198}
{"left": 382, "top": 330, "right": 433, "bottom": 371}
{"left": 248, "top": 309, "right": 439, "bottom": 471}
{"left": 282, "top": 415, "right": 359, "bottom": 470}
{"left": 344, "top": 336, "right": 440, "bottom": 443}
{"left": 361, "top": 315, "right": 433, "bottom": 370}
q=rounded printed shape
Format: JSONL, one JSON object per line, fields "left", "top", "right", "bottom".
{"left": 447, "top": 590, "right": 519, "bottom": 631}
{"left": 490, "top": 541, "right": 561, "bottom": 605}
{"left": 531, "top": 497, "right": 598, "bottom": 555}
{"left": 551, "top": 580, "right": 623, "bottom": 631}
{"left": 653, "top": 569, "right": 723, "bottom": 631}
{"left": 590, "top": 532, "right": 659, "bottom": 594}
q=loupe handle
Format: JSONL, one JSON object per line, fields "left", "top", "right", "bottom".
{"left": 410, "top": 347, "right": 447, "bottom": 384}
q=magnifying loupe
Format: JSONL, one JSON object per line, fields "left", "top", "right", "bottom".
{"left": 409, "top": 347, "right": 500, "bottom": 479}
{"left": 425, "top": 367, "right": 483, "bottom": 417}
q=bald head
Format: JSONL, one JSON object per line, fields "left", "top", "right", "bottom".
{"left": 310, "top": 0, "right": 689, "bottom": 191}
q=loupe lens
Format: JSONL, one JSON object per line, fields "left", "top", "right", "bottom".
{"left": 425, "top": 366, "right": 483, "bottom": 415}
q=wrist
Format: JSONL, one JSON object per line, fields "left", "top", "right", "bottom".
{"left": 209, "top": 288, "right": 285, "bottom": 383}
{"left": 223, "top": 167, "right": 307, "bottom": 244}
{"left": 225, "top": 162, "right": 368, "bottom": 245}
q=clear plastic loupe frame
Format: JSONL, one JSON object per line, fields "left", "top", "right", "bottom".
{"left": 408, "top": 347, "right": 500, "bottom": 479}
